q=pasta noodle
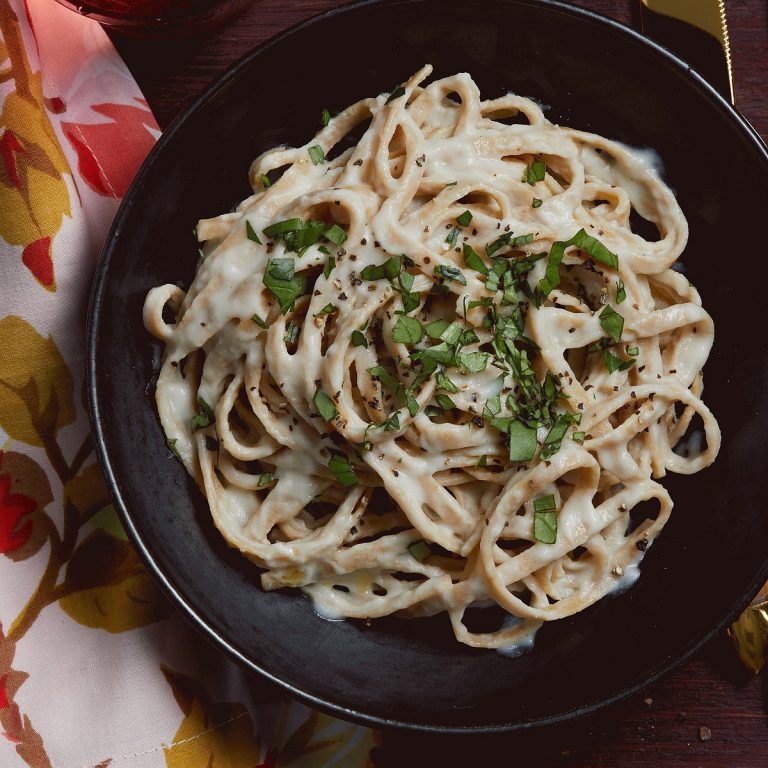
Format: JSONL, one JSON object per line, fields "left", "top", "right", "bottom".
{"left": 143, "top": 66, "right": 720, "bottom": 652}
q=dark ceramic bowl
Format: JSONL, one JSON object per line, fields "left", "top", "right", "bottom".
{"left": 88, "top": 0, "right": 768, "bottom": 733}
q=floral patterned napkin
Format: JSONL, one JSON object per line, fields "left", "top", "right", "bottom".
{"left": 0, "top": 1, "right": 376, "bottom": 765}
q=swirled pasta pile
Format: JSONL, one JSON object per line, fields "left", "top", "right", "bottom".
{"left": 144, "top": 66, "right": 720, "bottom": 652}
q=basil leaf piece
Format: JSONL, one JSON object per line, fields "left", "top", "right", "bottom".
{"left": 191, "top": 396, "right": 215, "bottom": 431}
{"left": 539, "top": 240, "right": 567, "bottom": 297}
{"left": 411, "top": 342, "right": 455, "bottom": 366}
{"left": 445, "top": 227, "right": 461, "bottom": 248}
{"left": 257, "top": 472, "right": 275, "bottom": 487}
{"left": 284, "top": 321, "right": 299, "bottom": 345}
{"left": 457, "top": 351, "right": 489, "bottom": 373}
{"left": 406, "top": 395, "right": 419, "bottom": 417}
{"left": 435, "top": 371, "right": 459, "bottom": 393}
{"left": 425, "top": 319, "right": 450, "bottom": 339}
{"left": 381, "top": 412, "right": 401, "bottom": 431}
{"left": 260, "top": 174, "right": 271, "bottom": 188}
{"left": 385, "top": 84, "right": 406, "bottom": 103}
{"left": 308, "top": 145, "right": 325, "bottom": 165}
{"left": 533, "top": 495, "right": 557, "bottom": 544}
{"left": 408, "top": 540, "right": 431, "bottom": 561}
{"left": 572, "top": 431, "right": 586, "bottom": 443}
{"left": 263, "top": 218, "right": 303, "bottom": 238}
{"left": 392, "top": 316, "right": 424, "bottom": 345}
{"left": 321, "top": 108, "right": 331, "bottom": 127}
{"left": 603, "top": 350, "right": 636, "bottom": 373}
{"left": 251, "top": 313, "right": 269, "bottom": 329}
{"left": 313, "top": 388, "right": 337, "bottom": 421}
{"left": 434, "top": 264, "right": 467, "bottom": 285}
{"left": 328, "top": 455, "right": 357, "bottom": 487}
{"left": 525, "top": 160, "right": 546, "bottom": 185}
{"left": 351, "top": 330, "right": 368, "bottom": 348}
{"left": 325, "top": 223, "right": 347, "bottom": 245}
{"left": 399, "top": 271, "right": 415, "bottom": 293}
{"left": 532, "top": 197, "right": 543, "bottom": 208}
{"left": 246, "top": 221, "right": 262, "bottom": 244}
{"left": 435, "top": 394, "right": 456, "bottom": 410}
{"left": 616, "top": 279, "right": 626, "bottom": 304}
{"left": 569, "top": 228, "right": 619, "bottom": 270}
{"left": 463, "top": 243, "right": 488, "bottom": 274}
{"left": 440, "top": 322, "right": 463, "bottom": 345}
{"left": 483, "top": 395, "right": 501, "bottom": 418}
{"left": 361, "top": 255, "right": 401, "bottom": 281}
{"left": 508, "top": 419, "right": 537, "bottom": 462}
{"left": 167, "top": 438, "right": 181, "bottom": 459}
{"left": 324, "top": 255, "right": 336, "bottom": 279}
{"left": 476, "top": 455, "right": 488, "bottom": 467}
{"left": 598, "top": 304, "right": 624, "bottom": 343}
{"left": 264, "top": 258, "right": 306, "bottom": 314}
{"left": 456, "top": 210, "right": 473, "bottom": 227}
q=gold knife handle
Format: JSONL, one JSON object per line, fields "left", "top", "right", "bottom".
{"left": 640, "top": 0, "right": 734, "bottom": 104}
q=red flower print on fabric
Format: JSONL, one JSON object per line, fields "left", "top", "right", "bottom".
{"left": 61, "top": 101, "right": 157, "bottom": 198}
{"left": 0, "top": 471, "right": 36, "bottom": 554}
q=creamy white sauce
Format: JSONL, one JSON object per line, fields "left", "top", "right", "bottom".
{"left": 144, "top": 67, "right": 720, "bottom": 652}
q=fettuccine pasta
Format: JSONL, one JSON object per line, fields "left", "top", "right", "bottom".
{"left": 144, "top": 66, "right": 719, "bottom": 652}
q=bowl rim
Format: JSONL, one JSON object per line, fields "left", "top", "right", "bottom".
{"left": 87, "top": 0, "right": 768, "bottom": 734}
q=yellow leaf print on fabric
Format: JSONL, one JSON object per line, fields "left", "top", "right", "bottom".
{"left": 0, "top": 3, "right": 71, "bottom": 291}
{"left": 57, "top": 529, "right": 170, "bottom": 632}
{"left": 161, "top": 665, "right": 263, "bottom": 768}
{"left": 0, "top": 316, "right": 76, "bottom": 448}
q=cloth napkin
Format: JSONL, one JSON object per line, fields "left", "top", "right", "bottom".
{"left": 0, "top": 1, "right": 377, "bottom": 765}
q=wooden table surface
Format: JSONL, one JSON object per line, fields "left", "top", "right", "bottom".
{"left": 110, "top": 2, "right": 768, "bottom": 765}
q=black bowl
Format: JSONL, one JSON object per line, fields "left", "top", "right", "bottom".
{"left": 88, "top": 0, "right": 768, "bottom": 733}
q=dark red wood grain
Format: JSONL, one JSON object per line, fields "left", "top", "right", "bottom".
{"left": 108, "top": 2, "right": 768, "bottom": 764}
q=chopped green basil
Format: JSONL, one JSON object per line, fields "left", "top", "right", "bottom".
{"left": 325, "top": 223, "right": 347, "bottom": 245}
{"left": 435, "top": 370, "right": 459, "bottom": 393}
{"left": 263, "top": 218, "right": 304, "bottom": 238}
{"left": 246, "top": 220, "right": 262, "bottom": 244}
{"left": 456, "top": 351, "right": 489, "bottom": 373}
{"left": 257, "top": 472, "right": 274, "bottom": 487}
{"left": 328, "top": 454, "right": 357, "bottom": 487}
{"left": 321, "top": 108, "right": 331, "bottom": 127}
{"left": 463, "top": 243, "right": 488, "bottom": 274}
{"left": 191, "top": 396, "right": 215, "bottom": 431}
{"left": 525, "top": 160, "right": 546, "bottom": 185}
{"left": 435, "top": 394, "right": 456, "bottom": 410}
{"left": 386, "top": 84, "right": 406, "bottom": 103}
{"left": 456, "top": 210, "right": 473, "bottom": 227}
{"left": 351, "top": 330, "right": 368, "bottom": 348}
{"left": 313, "top": 388, "right": 337, "bottom": 421}
{"left": 445, "top": 227, "right": 460, "bottom": 248}
{"left": 616, "top": 279, "right": 626, "bottom": 304}
{"left": 324, "top": 255, "right": 336, "bottom": 279}
{"left": 317, "top": 303, "right": 335, "bottom": 316}
{"left": 425, "top": 319, "right": 450, "bottom": 339}
{"left": 533, "top": 495, "right": 557, "bottom": 544}
{"left": 434, "top": 264, "right": 467, "bottom": 285}
{"left": 392, "top": 316, "right": 423, "bottom": 345}
{"left": 167, "top": 438, "right": 181, "bottom": 458}
{"left": 308, "top": 145, "right": 326, "bottom": 165}
{"left": 532, "top": 197, "right": 543, "bottom": 208}
{"left": 252, "top": 313, "right": 269, "bottom": 329}
{"left": 569, "top": 228, "right": 619, "bottom": 270}
{"left": 284, "top": 321, "right": 299, "bottom": 345}
{"left": 264, "top": 258, "right": 305, "bottom": 314}
{"left": 598, "top": 304, "right": 624, "bottom": 343}
{"left": 508, "top": 419, "right": 537, "bottom": 462}
{"left": 603, "top": 350, "right": 636, "bottom": 373}
{"left": 260, "top": 174, "right": 271, "bottom": 188}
